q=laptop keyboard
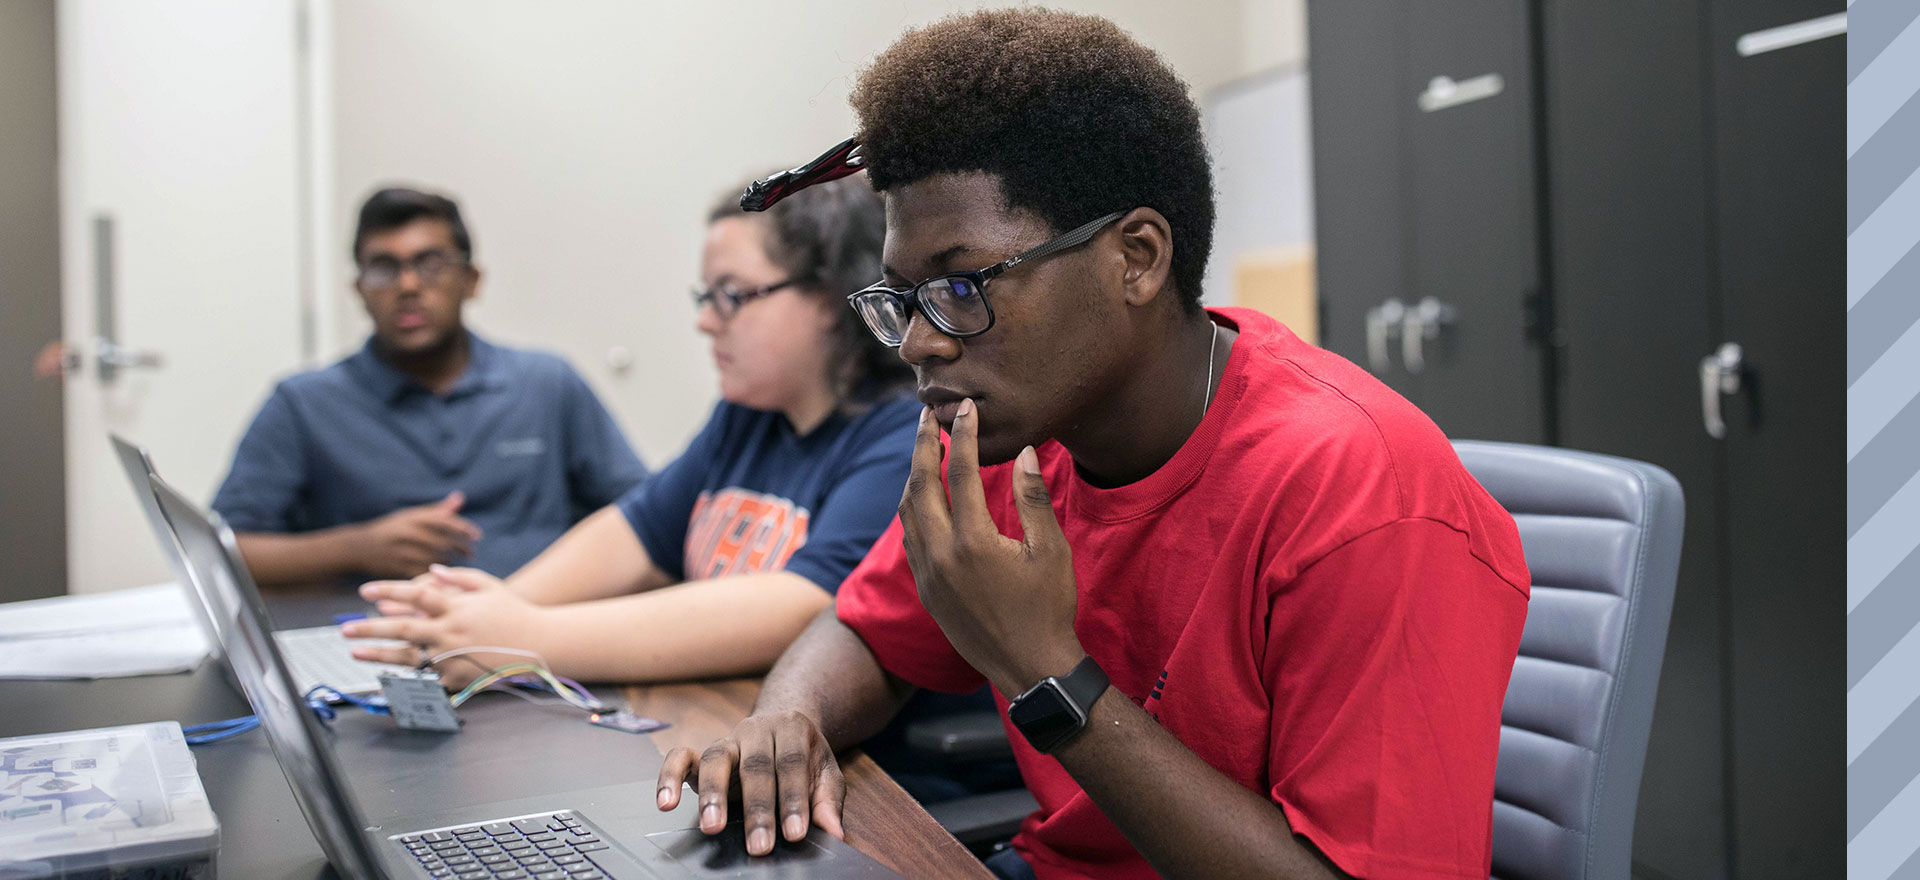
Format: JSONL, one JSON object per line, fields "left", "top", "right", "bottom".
{"left": 396, "top": 811, "right": 633, "bottom": 880}
{"left": 274, "top": 625, "right": 411, "bottom": 695}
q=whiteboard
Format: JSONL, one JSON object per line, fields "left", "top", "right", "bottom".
{"left": 1199, "top": 65, "right": 1316, "bottom": 307}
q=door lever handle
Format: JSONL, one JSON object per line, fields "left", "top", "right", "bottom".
{"left": 89, "top": 214, "right": 164, "bottom": 383}
{"left": 94, "top": 338, "right": 165, "bottom": 373}
{"left": 1700, "top": 342, "right": 1744, "bottom": 439}
{"left": 1365, "top": 298, "right": 1406, "bottom": 374}
{"left": 1736, "top": 12, "right": 1845, "bottom": 57}
{"left": 1418, "top": 73, "right": 1505, "bottom": 113}
{"left": 1400, "top": 297, "right": 1456, "bottom": 374}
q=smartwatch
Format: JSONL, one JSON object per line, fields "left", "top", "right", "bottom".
{"left": 1007, "top": 655, "right": 1110, "bottom": 753}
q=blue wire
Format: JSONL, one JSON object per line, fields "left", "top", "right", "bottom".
{"left": 304, "top": 684, "right": 390, "bottom": 715}
{"left": 183, "top": 716, "right": 259, "bottom": 745}
{"left": 182, "top": 684, "right": 390, "bottom": 746}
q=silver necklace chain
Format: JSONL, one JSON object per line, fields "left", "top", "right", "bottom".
{"left": 1202, "top": 323, "right": 1220, "bottom": 417}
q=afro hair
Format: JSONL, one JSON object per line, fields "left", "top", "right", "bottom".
{"left": 850, "top": 8, "right": 1215, "bottom": 310}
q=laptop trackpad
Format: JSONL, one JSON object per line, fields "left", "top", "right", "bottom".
{"left": 644, "top": 820, "right": 834, "bottom": 876}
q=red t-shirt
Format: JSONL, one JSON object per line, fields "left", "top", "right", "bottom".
{"left": 837, "top": 308, "right": 1530, "bottom": 880}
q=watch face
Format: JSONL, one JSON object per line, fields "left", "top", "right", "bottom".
{"left": 1010, "top": 681, "right": 1084, "bottom": 753}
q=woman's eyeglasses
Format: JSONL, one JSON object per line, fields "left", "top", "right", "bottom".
{"left": 691, "top": 279, "right": 803, "bottom": 320}
{"left": 846, "top": 211, "right": 1127, "bottom": 346}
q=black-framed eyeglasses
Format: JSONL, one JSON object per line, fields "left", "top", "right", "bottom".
{"left": 847, "top": 211, "right": 1128, "bottom": 347}
{"left": 691, "top": 278, "right": 803, "bottom": 320}
{"left": 357, "top": 249, "right": 468, "bottom": 291}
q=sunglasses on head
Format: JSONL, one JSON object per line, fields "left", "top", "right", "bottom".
{"left": 739, "top": 137, "right": 866, "bottom": 212}
{"left": 744, "top": 138, "right": 1131, "bottom": 346}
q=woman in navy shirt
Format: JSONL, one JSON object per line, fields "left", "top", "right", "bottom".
{"left": 345, "top": 177, "right": 918, "bottom": 686}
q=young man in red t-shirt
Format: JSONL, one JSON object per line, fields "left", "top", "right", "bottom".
{"left": 656, "top": 10, "right": 1531, "bottom": 880}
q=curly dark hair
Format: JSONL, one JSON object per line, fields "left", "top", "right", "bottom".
{"left": 708, "top": 176, "right": 913, "bottom": 407}
{"left": 850, "top": 8, "right": 1214, "bottom": 310}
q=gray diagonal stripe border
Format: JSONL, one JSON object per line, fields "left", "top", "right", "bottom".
{"left": 1853, "top": 692, "right": 1920, "bottom": 840}
{"left": 1847, "top": 236, "right": 1920, "bottom": 385}
{"left": 1850, "top": 538, "right": 1920, "bottom": 690}
{"left": 1848, "top": 78, "right": 1920, "bottom": 234}
{"left": 1849, "top": 0, "right": 1920, "bottom": 84}
{"left": 1850, "top": 387, "right": 1920, "bottom": 537}
{"left": 1850, "top": 3, "right": 1920, "bottom": 878}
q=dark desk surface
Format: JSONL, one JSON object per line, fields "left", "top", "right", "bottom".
{"left": 0, "top": 589, "right": 991, "bottom": 880}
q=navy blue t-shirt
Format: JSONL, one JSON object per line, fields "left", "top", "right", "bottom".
{"left": 212, "top": 333, "right": 648, "bottom": 577}
{"left": 617, "top": 394, "right": 919, "bottom": 593}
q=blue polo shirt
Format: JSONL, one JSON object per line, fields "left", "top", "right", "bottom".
{"left": 212, "top": 333, "right": 648, "bottom": 577}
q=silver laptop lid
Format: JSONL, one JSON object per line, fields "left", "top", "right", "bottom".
{"left": 107, "top": 433, "right": 228, "bottom": 660}
{"left": 147, "top": 473, "right": 388, "bottom": 880}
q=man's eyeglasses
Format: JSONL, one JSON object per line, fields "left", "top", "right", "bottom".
{"left": 692, "top": 278, "right": 803, "bottom": 320}
{"left": 847, "top": 211, "right": 1128, "bottom": 347}
{"left": 357, "top": 249, "right": 468, "bottom": 291}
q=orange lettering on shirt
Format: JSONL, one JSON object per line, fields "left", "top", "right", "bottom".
{"left": 684, "top": 489, "right": 812, "bottom": 580}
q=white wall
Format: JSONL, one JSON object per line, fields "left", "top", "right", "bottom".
{"left": 323, "top": 0, "right": 1264, "bottom": 464}
{"left": 43, "top": 0, "right": 1305, "bottom": 592}
{"left": 1201, "top": 0, "right": 1311, "bottom": 308}
{"left": 1200, "top": 67, "right": 1316, "bottom": 308}
{"left": 1244, "top": 0, "right": 1307, "bottom": 73}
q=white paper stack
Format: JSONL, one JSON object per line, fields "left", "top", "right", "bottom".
{"left": 0, "top": 584, "right": 210, "bottom": 679}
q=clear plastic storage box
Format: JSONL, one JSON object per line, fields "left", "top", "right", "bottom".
{"left": 0, "top": 721, "right": 217, "bottom": 879}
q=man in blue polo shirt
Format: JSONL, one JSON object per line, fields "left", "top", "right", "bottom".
{"left": 212, "top": 187, "right": 647, "bottom": 586}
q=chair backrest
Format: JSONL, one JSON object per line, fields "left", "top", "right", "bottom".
{"left": 1453, "top": 441, "right": 1684, "bottom": 880}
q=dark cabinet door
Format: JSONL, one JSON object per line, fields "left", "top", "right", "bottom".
{"left": 1538, "top": 3, "right": 1728, "bottom": 877}
{"left": 1705, "top": 1, "right": 1846, "bottom": 876}
{"left": 1397, "top": 0, "right": 1550, "bottom": 444}
{"left": 1308, "top": 0, "right": 1549, "bottom": 443}
{"left": 1307, "top": 0, "right": 1422, "bottom": 403}
{"left": 1310, "top": 4, "right": 1845, "bottom": 877}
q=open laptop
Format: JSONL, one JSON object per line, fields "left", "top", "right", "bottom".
{"left": 146, "top": 472, "right": 903, "bottom": 879}
{"left": 110, "top": 433, "right": 410, "bottom": 695}
{"left": 108, "top": 433, "right": 228, "bottom": 669}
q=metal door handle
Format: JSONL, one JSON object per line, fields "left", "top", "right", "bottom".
{"left": 92, "top": 214, "right": 164, "bottom": 383}
{"left": 1418, "top": 73, "right": 1505, "bottom": 113}
{"left": 1736, "top": 12, "right": 1845, "bottom": 57}
{"left": 94, "top": 339, "right": 164, "bottom": 372}
{"left": 1365, "top": 298, "right": 1406, "bottom": 374}
{"left": 1400, "top": 297, "right": 1457, "bottom": 374}
{"left": 1700, "top": 342, "right": 1744, "bottom": 439}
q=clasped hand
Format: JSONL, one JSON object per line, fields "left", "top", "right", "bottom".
{"left": 341, "top": 565, "right": 551, "bottom": 688}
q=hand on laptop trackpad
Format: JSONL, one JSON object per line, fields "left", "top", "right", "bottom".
{"left": 643, "top": 820, "right": 835, "bottom": 876}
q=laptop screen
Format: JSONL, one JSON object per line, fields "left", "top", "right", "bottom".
{"left": 147, "top": 473, "right": 388, "bottom": 879}
{"left": 107, "top": 434, "right": 227, "bottom": 657}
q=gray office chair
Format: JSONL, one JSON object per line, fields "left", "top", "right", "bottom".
{"left": 912, "top": 442, "right": 1684, "bottom": 880}
{"left": 1455, "top": 441, "right": 1683, "bottom": 880}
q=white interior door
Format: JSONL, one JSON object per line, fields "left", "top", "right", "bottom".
{"left": 59, "top": 0, "right": 309, "bottom": 593}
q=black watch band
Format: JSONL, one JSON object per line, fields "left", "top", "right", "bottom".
{"left": 1007, "top": 655, "right": 1110, "bottom": 754}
